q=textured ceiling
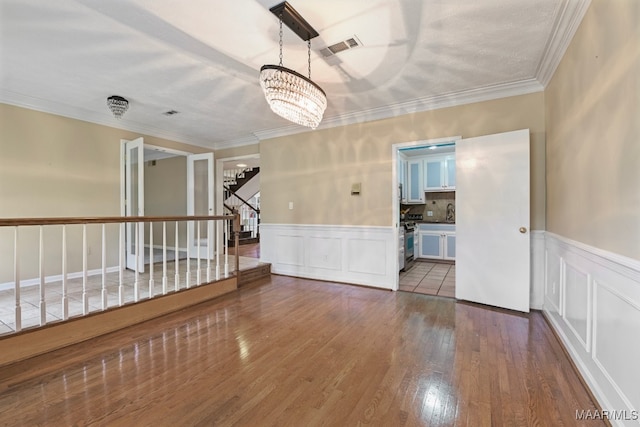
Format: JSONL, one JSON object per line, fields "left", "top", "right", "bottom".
{"left": 0, "top": 0, "right": 588, "bottom": 149}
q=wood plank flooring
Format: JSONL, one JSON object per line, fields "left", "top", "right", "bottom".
{"left": 0, "top": 275, "right": 605, "bottom": 426}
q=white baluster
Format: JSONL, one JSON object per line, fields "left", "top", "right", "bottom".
{"left": 196, "top": 221, "right": 201, "bottom": 285}
{"left": 174, "top": 222, "right": 180, "bottom": 292}
{"left": 215, "top": 221, "right": 220, "bottom": 280}
{"left": 61, "top": 225, "right": 68, "bottom": 320}
{"left": 224, "top": 220, "right": 229, "bottom": 277}
{"left": 162, "top": 221, "right": 167, "bottom": 295}
{"left": 119, "top": 222, "right": 124, "bottom": 306}
{"left": 186, "top": 221, "right": 191, "bottom": 289}
{"left": 206, "top": 220, "right": 211, "bottom": 283}
{"left": 13, "top": 227, "right": 21, "bottom": 332}
{"left": 39, "top": 226, "right": 46, "bottom": 326}
{"left": 82, "top": 224, "right": 88, "bottom": 315}
{"left": 134, "top": 222, "right": 140, "bottom": 302}
{"left": 101, "top": 224, "right": 107, "bottom": 310}
{"left": 149, "top": 222, "right": 155, "bottom": 298}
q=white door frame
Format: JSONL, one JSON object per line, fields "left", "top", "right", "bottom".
{"left": 391, "top": 136, "right": 461, "bottom": 290}
{"left": 121, "top": 137, "right": 145, "bottom": 272}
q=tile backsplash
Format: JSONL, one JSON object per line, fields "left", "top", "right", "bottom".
{"left": 402, "top": 192, "right": 455, "bottom": 222}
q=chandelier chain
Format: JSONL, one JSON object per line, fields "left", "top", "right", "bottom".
{"left": 308, "top": 40, "right": 311, "bottom": 79}
{"left": 278, "top": 15, "right": 283, "bottom": 67}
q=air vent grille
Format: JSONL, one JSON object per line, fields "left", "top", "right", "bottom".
{"left": 320, "top": 36, "right": 361, "bottom": 58}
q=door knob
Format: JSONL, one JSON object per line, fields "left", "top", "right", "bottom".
{"left": 519, "top": 227, "right": 527, "bottom": 234}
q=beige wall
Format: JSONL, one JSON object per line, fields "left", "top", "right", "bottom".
{"left": 0, "top": 104, "right": 210, "bottom": 281}
{"left": 214, "top": 144, "right": 259, "bottom": 160}
{"left": 260, "top": 92, "right": 546, "bottom": 229}
{"left": 144, "top": 156, "right": 188, "bottom": 247}
{"left": 545, "top": 0, "right": 640, "bottom": 260}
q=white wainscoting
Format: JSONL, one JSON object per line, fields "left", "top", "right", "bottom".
{"left": 260, "top": 224, "right": 397, "bottom": 290}
{"left": 544, "top": 232, "right": 640, "bottom": 426}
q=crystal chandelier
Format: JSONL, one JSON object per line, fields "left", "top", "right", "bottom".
{"left": 260, "top": 2, "right": 326, "bottom": 129}
{"left": 107, "top": 95, "right": 129, "bottom": 119}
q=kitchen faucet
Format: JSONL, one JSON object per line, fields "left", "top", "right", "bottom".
{"left": 446, "top": 203, "right": 455, "bottom": 223}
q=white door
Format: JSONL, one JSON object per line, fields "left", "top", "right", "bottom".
{"left": 125, "top": 137, "right": 145, "bottom": 272}
{"left": 456, "top": 129, "right": 530, "bottom": 312}
{"left": 187, "top": 153, "right": 214, "bottom": 259}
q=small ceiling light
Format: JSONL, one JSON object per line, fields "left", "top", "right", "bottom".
{"left": 260, "top": 1, "right": 327, "bottom": 129}
{"left": 107, "top": 95, "right": 129, "bottom": 119}
{"left": 236, "top": 163, "right": 248, "bottom": 168}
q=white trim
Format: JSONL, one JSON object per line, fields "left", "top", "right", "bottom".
{"left": 535, "top": 0, "right": 592, "bottom": 87}
{"left": 253, "top": 80, "right": 542, "bottom": 143}
{"left": 0, "top": 89, "right": 218, "bottom": 149}
{"left": 0, "top": 266, "right": 121, "bottom": 292}
{"left": 545, "top": 231, "right": 640, "bottom": 281}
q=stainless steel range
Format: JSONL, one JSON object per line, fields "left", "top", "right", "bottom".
{"left": 402, "top": 221, "right": 415, "bottom": 271}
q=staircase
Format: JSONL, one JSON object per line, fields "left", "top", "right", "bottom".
{"left": 224, "top": 167, "right": 260, "bottom": 247}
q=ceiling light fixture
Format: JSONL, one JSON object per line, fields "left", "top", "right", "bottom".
{"left": 260, "top": 1, "right": 326, "bottom": 129}
{"left": 107, "top": 95, "right": 129, "bottom": 119}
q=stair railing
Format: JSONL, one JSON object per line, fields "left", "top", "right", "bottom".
{"left": 223, "top": 186, "right": 260, "bottom": 243}
{"left": 0, "top": 214, "right": 239, "bottom": 335}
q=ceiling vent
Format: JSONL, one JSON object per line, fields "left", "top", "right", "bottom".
{"left": 320, "top": 36, "right": 361, "bottom": 57}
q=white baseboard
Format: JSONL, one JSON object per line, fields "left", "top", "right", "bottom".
{"left": 543, "top": 232, "right": 640, "bottom": 426}
{"left": 260, "top": 223, "right": 397, "bottom": 290}
{"left": 0, "top": 266, "right": 122, "bottom": 292}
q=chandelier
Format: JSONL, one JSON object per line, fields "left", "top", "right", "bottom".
{"left": 107, "top": 95, "right": 129, "bottom": 119}
{"left": 260, "top": 2, "right": 326, "bottom": 129}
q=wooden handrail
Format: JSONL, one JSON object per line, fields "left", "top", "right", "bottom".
{"left": 0, "top": 215, "right": 236, "bottom": 227}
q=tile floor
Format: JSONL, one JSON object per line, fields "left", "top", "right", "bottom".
{"left": 399, "top": 261, "right": 455, "bottom": 297}
{"left": 0, "top": 255, "right": 262, "bottom": 336}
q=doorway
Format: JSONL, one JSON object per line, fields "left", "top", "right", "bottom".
{"left": 392, "top": 129, "right": 531, "bottom": 312}
{"left": 120, "top": 138, "right": 215, "bottom": 271}
{"left": 396, "top": 137, "right": 459, "bottom": 298}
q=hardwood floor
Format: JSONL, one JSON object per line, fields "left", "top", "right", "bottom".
{"left": 0, "top": 275, "right": 605, "bottom": 426}
{"left": 228, "top": 242, "right": 260, "bottom": 258}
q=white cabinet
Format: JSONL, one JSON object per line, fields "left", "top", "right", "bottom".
{"left": 406, "top": 159, "right": 424, "bottom": 203}
{"left": 418, "top": 224, "right": 455, "bottom": 260}
{"left": 398, "top": 154, "right": 408, "bottom": 203}
{"left": 424, "top": 154, "right": 455, "bottom": 191}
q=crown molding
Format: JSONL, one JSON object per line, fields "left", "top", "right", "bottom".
{"left": 253, "top": 78, "right": 543, "bottom": 142}
{"left": 0, "top": 89, "right": 218, "bottom": 150}
{"left": 535, "top": 0, "right": 592, "bottom": 87}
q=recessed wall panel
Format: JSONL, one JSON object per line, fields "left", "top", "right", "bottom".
{"left": 347, "top": 239, "right": 386, "bottom": 275}
{"left": 308, "top": 236, "right": 341, "bottom": 270}
{"left": 275, "top": 235, "right": 304, "bottom": 266}
{"left": 594, "top": 282, "right": 640, "bottom": 413}
{"left": 563, "top": 262, "right": 590, "bottom": 349}
{"left": 545, "top": 248, "right": 562, "bottom": 313}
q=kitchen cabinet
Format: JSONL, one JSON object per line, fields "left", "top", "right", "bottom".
{"left": 398, "top": 154, "right": 408, "bottom": 203}
{"left": 424, "top": 154, "right": 455, "bottom": 191}
{"left": 418, "top": 223, "right": 455, "bottom": 260}
{"left": 406, "top": 159, "right": 424, "bottom": 203}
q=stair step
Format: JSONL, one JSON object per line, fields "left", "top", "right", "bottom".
{"left": 238, "top": 263, "right": 271, "bottom": 286}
